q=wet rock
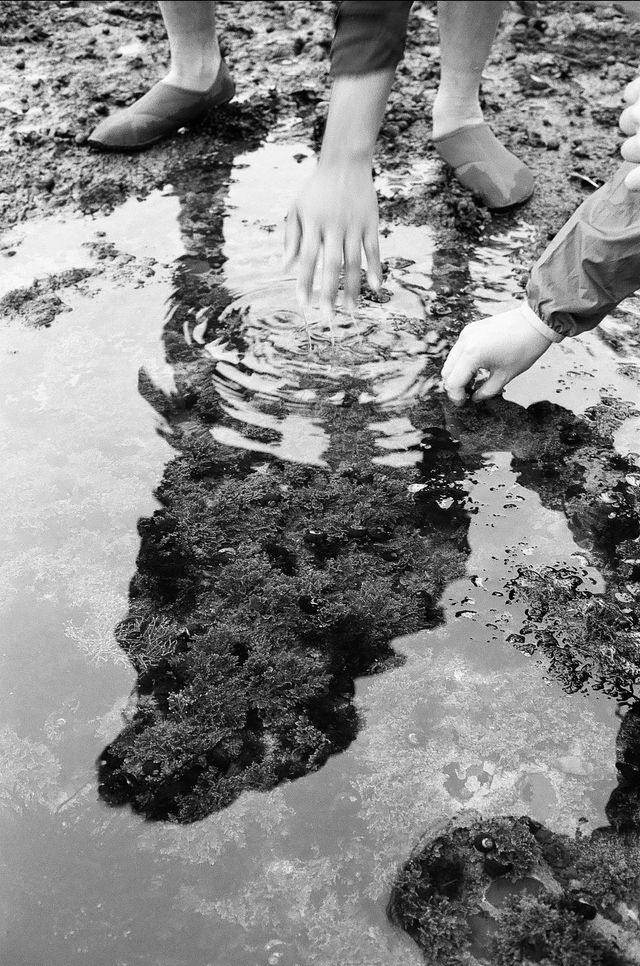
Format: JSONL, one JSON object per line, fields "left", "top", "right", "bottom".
{"left": 389, "top": 814, "right": 636, "bottom": 965}
{"left": 303, "top": 528, "right": 327, "bottom": 546}
{"left": 563, "top": 896, "right": 598, "bottom": 920}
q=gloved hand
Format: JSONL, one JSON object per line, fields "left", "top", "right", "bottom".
{"left": 441, "top": 305, "right": 554, "bottom": 404}
{"left": 619, "top": 76, "right": 640, "bottom": 190}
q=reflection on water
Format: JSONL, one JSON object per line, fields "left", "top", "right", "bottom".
{"left": 194, "top": 146, "right": 546, "bottom": 470}
{"left": 2, "top": 135, "right": 640, "bottom": 965}
{"left": 201, "top": 280, "right": 438, "bottom": 465}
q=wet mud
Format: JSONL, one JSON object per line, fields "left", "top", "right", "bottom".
{"left": 4, "top": 2, "right": 640, "bottom": 965}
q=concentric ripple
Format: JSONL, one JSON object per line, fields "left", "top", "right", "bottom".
{"left": 186, "top": 260, "right": 445, "bottom": 463}
{"left": 183, "top": 220, "right": 543, "bottom": 466}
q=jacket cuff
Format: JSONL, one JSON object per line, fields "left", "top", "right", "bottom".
{"left": 521, "top": 301, "right": 565, "bottom": 343}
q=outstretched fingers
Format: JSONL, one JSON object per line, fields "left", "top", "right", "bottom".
{"left": 343, "top": 234, "right": 362, "bottom": 314}
{"left": 319, "top": 234, "right": 343, "bottom": 322}
{"left": 283, "top": 207, "right": 302, "bottom": 271}
{"left": 363, "top": 227, "right": 382, "bottom": 292}
{"left": 296, "top": 227, "right": 322, "bottom": 312}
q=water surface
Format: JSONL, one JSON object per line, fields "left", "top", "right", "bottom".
{"left": 2, "top": 139, "right": 640, "bottom": 965}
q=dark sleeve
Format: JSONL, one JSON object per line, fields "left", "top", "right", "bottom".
{"left": 526, "top": 162, "right": 640, "bottom": 338}
{"left": 330, "top": 1, "right": 413, "bottom": 77}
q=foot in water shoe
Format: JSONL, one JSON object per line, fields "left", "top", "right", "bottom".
{"left": 433, "top": 122, "right": 534, "bottom": 210}
{"left": 87, "top": 60, "right": 235, "bottom": 152}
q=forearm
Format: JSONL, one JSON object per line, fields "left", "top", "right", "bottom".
{"left": 526, "top": 162, "right": 640, "bottom": 339}
{"left": 330, "top": 1, "right": 413, "bottom": 77}
{"left": 320, "top": 69, "right": 395, "bottom": 167}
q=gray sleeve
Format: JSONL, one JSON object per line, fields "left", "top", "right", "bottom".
{"left": 526, "top": 162, "right": 640, "bottom": 338}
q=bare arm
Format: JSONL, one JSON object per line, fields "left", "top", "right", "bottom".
{"left": 284, "top": 69, "right": 394, "bottom": 318}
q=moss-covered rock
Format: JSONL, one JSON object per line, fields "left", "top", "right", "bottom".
{"left": 389, "top": 813, "right": 640, "bottom": 966}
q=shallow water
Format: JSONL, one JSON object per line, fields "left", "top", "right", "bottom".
{"left": 2, "top": 139, "right": 640, "bottom": 965}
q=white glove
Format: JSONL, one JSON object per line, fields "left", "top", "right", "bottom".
{"left": 619, "top": 76, "right": 640, "bottom": 190}
{"left": 441, "top": 304, "right": 555, "bottom": 404}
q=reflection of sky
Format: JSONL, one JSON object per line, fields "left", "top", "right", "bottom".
{"left": 0, "top": 189, "right": 184, "bottom": 298}
{"left": 0, "top": 194, "right": 185, "bottom": 796}
{"left": 0, "top": 190, "right": 189, "bottom": 963}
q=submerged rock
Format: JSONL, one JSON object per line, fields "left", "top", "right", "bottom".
{"left": 388, "top": 812, "right": 640, "bottom": 965}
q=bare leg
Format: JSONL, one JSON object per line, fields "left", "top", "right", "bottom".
{"left": 160, "top": 1, "right": 221, "bottom": 92}
{"left": 432, "top": 1, "right": 506, "bottom": 139}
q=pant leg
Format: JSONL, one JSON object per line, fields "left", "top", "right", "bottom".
{"left": 330, "top": 1, "right": 413, "bottom": 77}
{"left": 526, "top": 162, "right": 640, "bottom": 338}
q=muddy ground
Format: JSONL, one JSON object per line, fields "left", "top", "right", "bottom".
{"left": 4, "top": 1, "right": 640, "bottom": 965}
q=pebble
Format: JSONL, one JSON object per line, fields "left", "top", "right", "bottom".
{"left": 566, "top": 897, "right": 597, "bottom": 920}
{"left": 557, "top": 755, "right": 591, "bottom": 776}
{"left": 473, "top": 833, "right": 496, "bottom": 853}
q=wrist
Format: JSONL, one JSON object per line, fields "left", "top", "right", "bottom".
{"left": 318, "top": 149, "right": 373, "bottom": 172}
{"left": 519, "top": 302, "right": 563, "bottom": 344}
{"left": 319, "top": 69, "right": 394, "bottom": 170}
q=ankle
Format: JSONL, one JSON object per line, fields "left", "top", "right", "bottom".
{"left": 166, "top": 47, "right": 221, "bottom": 92}
{"left": 432, "top": 88, "right": 483, "bottom": 140}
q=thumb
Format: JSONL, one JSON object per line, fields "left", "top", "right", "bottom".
{"left": 472, "top": 369, "right": 509, "bottom": 402}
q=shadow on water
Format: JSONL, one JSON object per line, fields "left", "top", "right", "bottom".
{"left": 3, "top": 126, "right": 640, "bottom": 964}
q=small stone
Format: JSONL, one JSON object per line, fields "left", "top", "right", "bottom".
{"left": 0, "top": 100, "right": 24, "bottom": 116}
{"left": 303, "top": 529, "right": 326, "bottom": 545}
{"left": 566, "top": 897, "right": 597, "bottom": 920}
{"left": 367, "top": 526, "right": 392, "bottom": 542}
{"left": 15, "top": 60, "right": 25, "bottom": 70}
{"left": 216, "top": 547, "right": 236, "bottom": 564}
{"left": 380, "top": 548, "right": 399, "bottom": 562}
{"left": 298, "top": 595, "right": 321, "bottom": 615}
{"left": 558, "top": 755, "right": 591, "bottom": 776}
{"left": 347, "top": 525, "right": 368, "bottom": 541}
{"left": 473, "top": 833, "right": 496, "bottom": 853}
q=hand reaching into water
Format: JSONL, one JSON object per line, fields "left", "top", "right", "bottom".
{"left": 284, "top": 162, "right": 382, "bottom": 319}
{"left": 441, "top": 306, "right": 554, "bottom": 404}
{"left": 282, "top": 69, "right": 395, "bottom": 320}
